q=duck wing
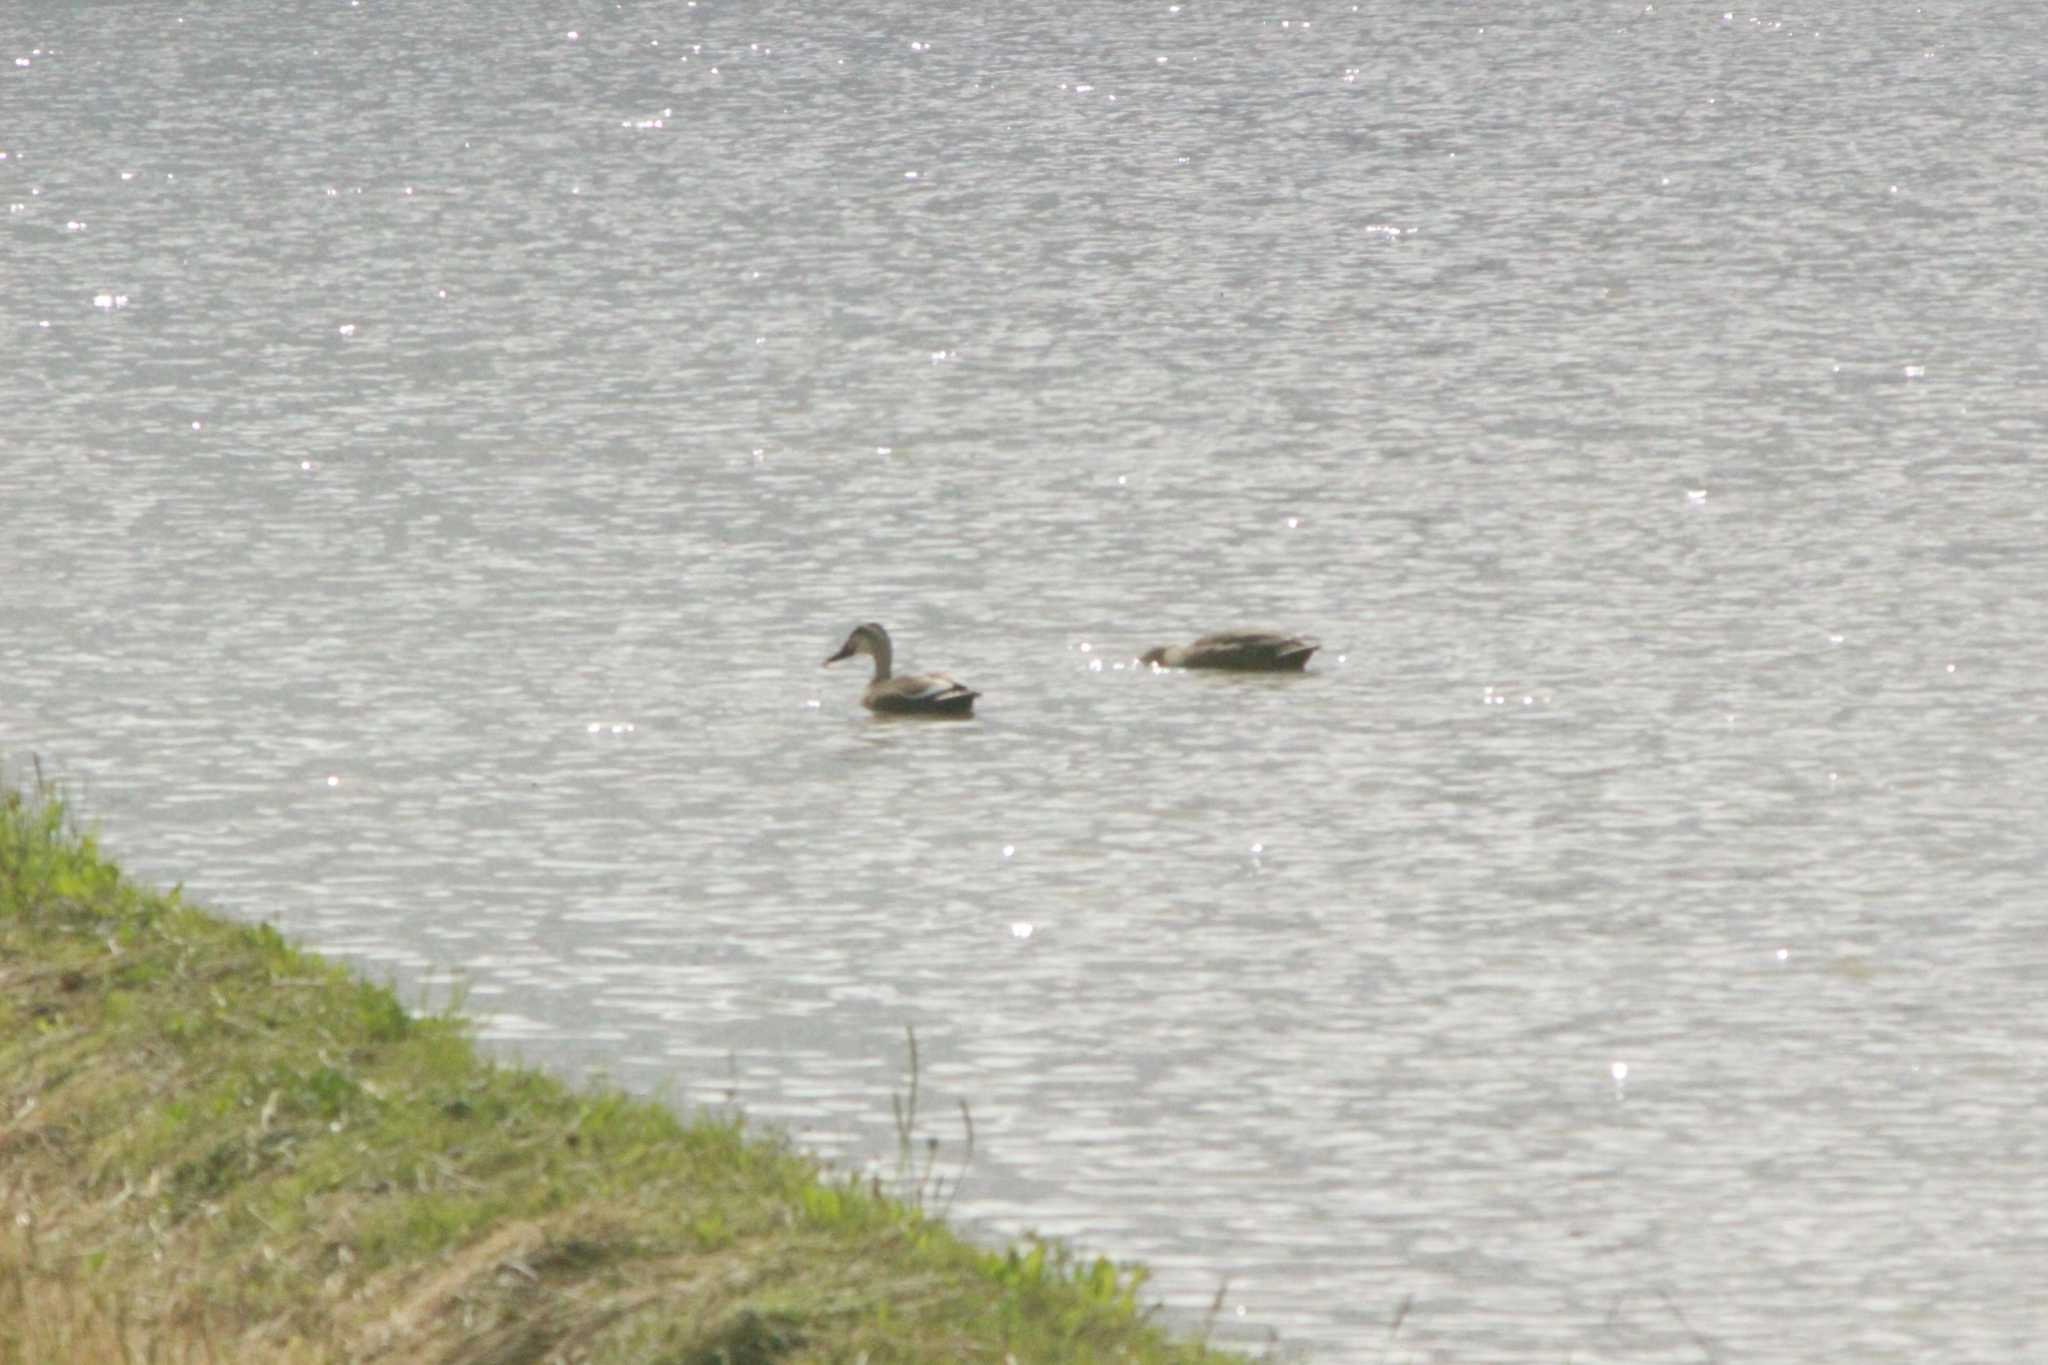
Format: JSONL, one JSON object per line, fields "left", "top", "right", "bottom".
{"left": 866, "top": 672, "right": 979, "bottom": 715}
{"left": 1185, "top": 631, "right": 1320, "bottom": 670}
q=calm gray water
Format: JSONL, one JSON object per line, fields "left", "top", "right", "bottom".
{"left": 7, "top": 1, "right": 2048, "bottom": 1358}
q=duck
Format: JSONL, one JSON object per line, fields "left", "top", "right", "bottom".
{"left": 824, "top": 622, "right": 979, "bottom": 716}
{"left": 1139, "top": 630, "right": 1320, "bottom": 672}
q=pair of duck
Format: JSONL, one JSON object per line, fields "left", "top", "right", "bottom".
{"left": 823, "top": 622, "right": 1320, "bottom": 717}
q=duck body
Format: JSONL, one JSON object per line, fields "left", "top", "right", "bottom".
{"left": 1140, "top": 630, "right": 1320, "bottom": 672}
{"left": 824, "top": 622, "right": 979, "bottom": 717}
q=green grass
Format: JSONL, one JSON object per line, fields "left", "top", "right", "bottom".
{"left": 0, "top": 778, "right": 1255, "bottom": 1364}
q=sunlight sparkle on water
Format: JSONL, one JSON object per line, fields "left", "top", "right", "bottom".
{"left": 1009, "top": 922, "right": 1033, "bottom": 940}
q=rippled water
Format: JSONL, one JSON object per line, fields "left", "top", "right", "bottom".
{"left": 7, "top": 2, "right": 2048, "bottom": 1358}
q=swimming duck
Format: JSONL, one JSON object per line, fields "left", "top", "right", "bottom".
{"left": 824, "top": 622, "right": 979, "bottom": 716}
{"left": 1140, "top": 630, "right": 1320, "bottom": 672}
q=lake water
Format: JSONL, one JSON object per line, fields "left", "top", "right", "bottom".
{"left": 6, "top": 1, "right": 2047, "bottom": 1358}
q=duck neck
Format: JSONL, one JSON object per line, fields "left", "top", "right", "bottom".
{"left": 866, "top": 631, "right": 893, "bottom": 682}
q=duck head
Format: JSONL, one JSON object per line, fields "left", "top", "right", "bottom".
{"left": 824, "top": 622, "right": 893, "bottom": 674}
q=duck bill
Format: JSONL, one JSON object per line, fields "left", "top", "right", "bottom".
{"left": 823, "top": 642, "right": 856, "bottom": 666}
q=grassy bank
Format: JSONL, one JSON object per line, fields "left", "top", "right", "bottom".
{"left": 0, "top": 781, "right": 1251, "bottom": 1364}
